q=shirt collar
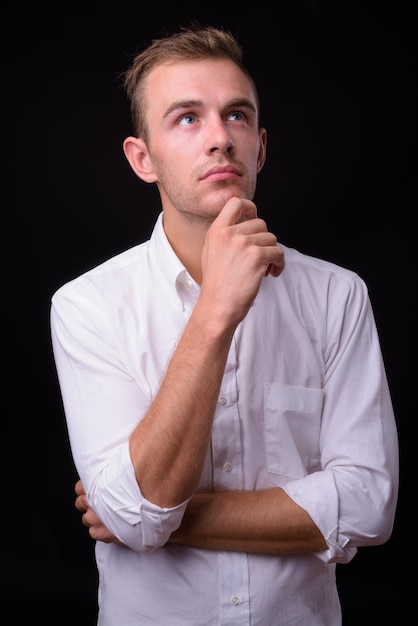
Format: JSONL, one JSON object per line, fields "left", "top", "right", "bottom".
{"left": 149, "top": 212, "right": 200, "bottom": 311}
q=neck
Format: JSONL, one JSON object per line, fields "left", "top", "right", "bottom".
{"left": 162, "top": 211, "right": 212, "bottom": 285}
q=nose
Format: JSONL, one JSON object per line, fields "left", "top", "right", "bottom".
{"left": 210, "top": 137, "right": 234, "bottom": 155}
{"left": 206, "top": 117, "right": 234, "bottom": 155}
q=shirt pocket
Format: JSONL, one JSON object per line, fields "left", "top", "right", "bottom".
{"left": 264, "top": 382, "right": 324, "bottom": 479}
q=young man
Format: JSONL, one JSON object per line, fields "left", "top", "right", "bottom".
{"left": 50, "top": 25, "right": 399, "bottom": 625}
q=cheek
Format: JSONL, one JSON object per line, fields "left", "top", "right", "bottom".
{"left": 152, "top": 141, "right": 193, "bottom": 175}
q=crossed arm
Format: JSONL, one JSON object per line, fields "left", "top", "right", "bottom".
{"left": 75, "top": 480, "right": 327, "bottom": 554}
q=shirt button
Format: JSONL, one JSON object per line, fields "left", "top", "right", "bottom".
{"left": 218, "top": 395, "right": 227, "bottom": 405}
{"left": 231, "top": 596, "right": 239, "bottom": 605}
{"left": 224, "top": 463, "right": 232, "bottom": 472}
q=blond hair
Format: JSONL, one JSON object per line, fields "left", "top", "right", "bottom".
{"left": 122, "top": 24, "right": 259, "bottom": 141}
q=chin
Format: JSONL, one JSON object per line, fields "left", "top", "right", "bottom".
{"left": 210, "top": 186, "right": 249, "bottom": 207}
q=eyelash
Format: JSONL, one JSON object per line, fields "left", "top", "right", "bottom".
{"left": 178, "top": 110, "right": 247, "bottom": 125}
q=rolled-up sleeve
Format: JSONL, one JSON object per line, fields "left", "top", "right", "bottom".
{"left": 283, "top": 273, "right": 399, "bottom": 564}
{"left": 89, "top": 445, "right": 189, "bottom": 552}
{"left": 50, "top": 271, "right": 189, "bottom": 552}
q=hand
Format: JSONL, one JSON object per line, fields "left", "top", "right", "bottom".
{"left": 200, "top": 197, "right": 285, "bottom": 325}
{"left": 74, "top": 479, "right": 123, "bottom": 545}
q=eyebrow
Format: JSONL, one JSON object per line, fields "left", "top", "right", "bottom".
{"left": 163, "top": 100, "right": 202, "bottom": 119}
{"left": 163, "top": 97, "right": 257, "bottom": 119}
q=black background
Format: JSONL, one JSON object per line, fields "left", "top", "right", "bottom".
{"left": 2, "top": 1, "right": 416, "bottom": 623}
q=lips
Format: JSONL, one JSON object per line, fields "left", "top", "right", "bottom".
{"left": 200, "top": 166, "right": 242, "bottom": 182}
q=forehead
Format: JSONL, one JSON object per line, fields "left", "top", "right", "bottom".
{"left": 144, "top": 58, "right": 257, "bottom": 111}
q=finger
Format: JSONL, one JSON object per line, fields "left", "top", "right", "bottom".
{"left": 214, "top": 196, "right": 257, "bottom": 226}
{"left": 83, "top": 508, "right": 99, "bottom": 528}
{"left": 82, "top": 512, "right": 90, "bottom": 528}
{"left": 75, "top": 479, "right": 84, "bottom": 496}
{"left": 233, "top": 217, "right": 270, "bottom": 237}
{"left": 265, "top": 246, "right": 285, "bottom": 277}
{"left": 75, "top": 494, "right": 89, "bottom": 513}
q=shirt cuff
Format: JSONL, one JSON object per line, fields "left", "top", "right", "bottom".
{"left": 282, "top": 470, "right": 357, "bottom": 564}
{"left": 90, "top": 444, "right": 190, "bottom": 552}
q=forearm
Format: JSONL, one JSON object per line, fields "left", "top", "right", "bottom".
{"left": 128, "top": 203, "right": 285, "bottom": 510}
{"left": 129, "top": 301, "right": 236, "bottom": 508}
{"left": 169, "top": 488, "right": 327, "bottom": 554}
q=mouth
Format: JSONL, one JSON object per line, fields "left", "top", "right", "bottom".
{"left": 199, "top": 165, "right": 242, "bottom": 182}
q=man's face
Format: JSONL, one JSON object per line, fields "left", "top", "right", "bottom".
{"left": 142, "top": 58, "right": 266, "bottom": 222}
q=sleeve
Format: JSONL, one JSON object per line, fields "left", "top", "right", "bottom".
{"left": 50, "top": 283, "right": 188, "bottom": 553}
{"left": 283, "top": 273, "right": 399, "bottom": 564}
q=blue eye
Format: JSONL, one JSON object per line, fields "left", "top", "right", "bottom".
{"left": 228, "top": 111, "right": 245, "bottom": 121}
{"left": 178, "top": 114, "right": 196, "bottom": 126}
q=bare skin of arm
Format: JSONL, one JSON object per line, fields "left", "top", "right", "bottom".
{"left": 128, "top": 197, "right": 284, "bottom": 508}
{"left": 169, "top": 489, "right": 326, "bottom": 553}
{"left": 75, "top": 481, "right": 327, "bottom": 553}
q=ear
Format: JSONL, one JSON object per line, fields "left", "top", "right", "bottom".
{"left": 123, "top": 136, "right": 158, "bottom": 183}
{"left": 256, "top": 128, "right": 267, "bottom": 173}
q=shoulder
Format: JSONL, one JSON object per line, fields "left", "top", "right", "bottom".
{"left": 280, "top": 243, "right": 357, "bottom": 280}
{"left": 280, "top": 243, "right": 365, "bottom": 288}
{"left": 276, "top": 243, "right": 370, "bottom": 313}
{"left": 51, "top": 241, "right": 150, "bottom": 309}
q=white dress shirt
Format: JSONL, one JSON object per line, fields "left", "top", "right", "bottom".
{"left": 50, "top": 212, "right": 399, "bottom": 625}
